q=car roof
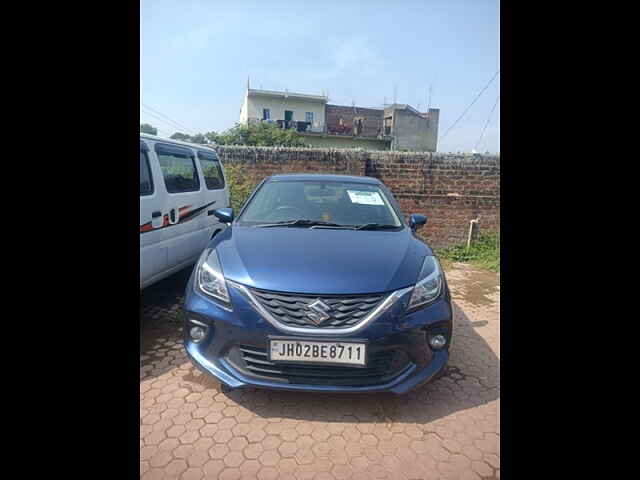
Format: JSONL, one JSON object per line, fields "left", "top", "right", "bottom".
{"left": 140, "top": 133, "right": 217, "bottom": 151}
{"left": 266, "top": 173, "right": 381, "bottom": 185}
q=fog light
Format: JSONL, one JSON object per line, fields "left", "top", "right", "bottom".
{"left": 429, "top": 334, "right": 447, "bottom": 350}
{"left": 190, "top": 326, "right": 206, "bottom": 342}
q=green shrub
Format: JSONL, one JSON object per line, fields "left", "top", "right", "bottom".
{"left": 209, "top": 122, "right": 306, "bottom": 147}
{"left": 225, "top": 164, "right": 256, "bottom": 212}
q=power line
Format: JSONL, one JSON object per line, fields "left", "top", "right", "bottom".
{"left": 141, "top": 107, "right": 196, "bottom": 135}
{"left": 142, "top": 103, "right": 195, "bottom": 133}
{"left": 475, "top": 95, "right": 500, "bottom": 151}
{"left": 141, "top": 109, "right": 201, "bottom": 138}
{"left": 441, "top": 69, "right": 500, "bottom": 140}
{"left": 142, "top": 108, "right": 184, "bottom": 131}
{"left": 141, "top": 103, "right": 198, "bottom": 135}
{"left": 141, "top": 108, "right": 193, "bottom": 135}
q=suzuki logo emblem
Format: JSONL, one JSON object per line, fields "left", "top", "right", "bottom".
{"left": 306, "top": 299, "right": 332, "bottom": 326}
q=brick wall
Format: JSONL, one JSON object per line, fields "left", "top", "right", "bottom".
{"left": 216, "top": 146, "right": 500, "bottom": 248}
{"left": 367, "top": 151, "right": 499, "bottom": 247}
{"left": 325, "top": 104, "right": 384, "bottom": 138}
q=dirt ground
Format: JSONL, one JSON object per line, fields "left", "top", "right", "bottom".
{"left": 140, "top": 263, "right": 500, "bottom": 480}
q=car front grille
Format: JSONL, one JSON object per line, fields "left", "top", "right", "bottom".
{"left": 248, "top": 288, "right": 387, "bottom": 329}
{"left": 228, "top": 344, "right": 411, "bottom": 386}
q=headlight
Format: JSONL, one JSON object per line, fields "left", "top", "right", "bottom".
{"left": 408, "top": 256, "right": 443, "bottom": 311}
{"left": 195, "top": 248, "right": 231, "bottom": 309}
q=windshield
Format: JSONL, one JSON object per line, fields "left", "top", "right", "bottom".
{"left": 238, "top": 180, "right": 403, "bottom": 228}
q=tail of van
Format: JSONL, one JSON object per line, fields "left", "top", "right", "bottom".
{"left": 140, "top": 134, "right": 230, "bottom": 289}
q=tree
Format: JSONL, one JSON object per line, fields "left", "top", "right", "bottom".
{"left": 190, "top": 133, "right": 208, "bottom": 144}
{"left": 170, "top": 132, "right": 192, "bottom": 142}
{"left": 212, "top": 122, "right": 306, "bottom": 147}
{"left": 169, "top": 132, "right": 209, "bottom": 144}
{"left": 140, "top": 123, "right": 157, "bottom": 135}
{"left": 168, "top": 122, "right": 306, "bottom": 147}
{"left": 204, "top": 131, "right": 220, "bottom": 144}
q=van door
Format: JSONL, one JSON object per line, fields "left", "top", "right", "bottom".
{"left": 196, "top": 149, "right": 229, "bottom": 249}
{"left": 139, "top": 140, "right": 167, "bottom": 286}
{"left": 154, "top": 142, "right": 205, "bottom": 267}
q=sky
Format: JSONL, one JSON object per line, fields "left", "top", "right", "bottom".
{"left": 140, "top": 0, "right": 500, "bottom": 153}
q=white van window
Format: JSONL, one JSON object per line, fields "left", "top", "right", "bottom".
{"left": 197, "top": 150, "right": 226, "bottom": 190}
{"left": 155, "top": 143, "right": 200, "bottom": 194}
{"left": 140, "top": 150, "right": 154, "bottom": 196}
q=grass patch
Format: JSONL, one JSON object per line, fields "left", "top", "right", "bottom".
{"left": 436, "top": 232, "right": 500, "bottom": 273}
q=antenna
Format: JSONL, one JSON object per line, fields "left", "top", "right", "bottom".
{"left": 393, "top": 84, "right": 397, "bottom": 105}
{"left": 425, "top": 83, "right": 433, "bottom": 125}
{"left": 247, "top": 76, "right": 250, "bottom": 91}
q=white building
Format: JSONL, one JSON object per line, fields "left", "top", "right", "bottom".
{"left": 239, "top": 88, "right": 327, "bottom": 133}
{"left": 238, "top": 84, "right": 439, "bottom": 151}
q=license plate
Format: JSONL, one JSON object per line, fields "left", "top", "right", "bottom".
{"left": 269, "top": 339, "right": 367, "bottom": 366}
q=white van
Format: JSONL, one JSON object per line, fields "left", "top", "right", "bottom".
{"left": 140, "top": 134, "right": 230, "bottom": 289}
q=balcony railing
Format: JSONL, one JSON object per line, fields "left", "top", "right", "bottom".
{"left": 248, "top": 118, "right": 324, "bottom": 133}
{"left": 247, "top": 118, "right": 388, "bottom": 139}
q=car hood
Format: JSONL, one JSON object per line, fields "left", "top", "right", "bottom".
{"left": 214, "top": 226, "right": 432, "bottom": 295}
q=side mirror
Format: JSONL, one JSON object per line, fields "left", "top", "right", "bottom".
{"left": 214, "top": 208, "right": 234, "bottom": 223}
{"left": 409, "top": 214, "right": 427, "bottom": 231}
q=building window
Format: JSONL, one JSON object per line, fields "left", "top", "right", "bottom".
{"left": 284, "top": 110, "right": 294, "bottom": 129}
{"left": 305, "top": 112, "right": 314, "bottom": 124}
{"left": 384, "top": 117, "right": 392, "bottom": 136}
{"left": 262, "top": 108, "right": 270, "bottom": 120}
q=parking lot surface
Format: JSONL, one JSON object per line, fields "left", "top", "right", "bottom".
{"left": 140, "top": 264, "right": 500, "bottom": 480}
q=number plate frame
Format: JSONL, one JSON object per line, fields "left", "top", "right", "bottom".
{"left": 267, "top": 336, "right": 368, "bottom": 368}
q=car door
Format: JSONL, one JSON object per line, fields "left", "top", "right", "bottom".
{"left": 154, "top": 142, "right": 205, "bottom": 267}
{"left": 139, "top": 140, "right": 167, "bottom": 287}
{"left": 196, "top": 149, "right": 229, "bottom": 249}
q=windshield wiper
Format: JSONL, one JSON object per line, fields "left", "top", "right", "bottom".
{"left": 256, "top": 219, "right": 347, "bottom": 228}
{"left": 353, "top": 223, "right": 400, "bottom": 230}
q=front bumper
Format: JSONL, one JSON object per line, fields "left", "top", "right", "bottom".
{"left": 183, "top": 275, "right": 453, "bottom": 394}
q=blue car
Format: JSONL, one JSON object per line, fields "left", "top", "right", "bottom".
{"left": 183, "top": 174, "right": 453, "bottom": 394}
